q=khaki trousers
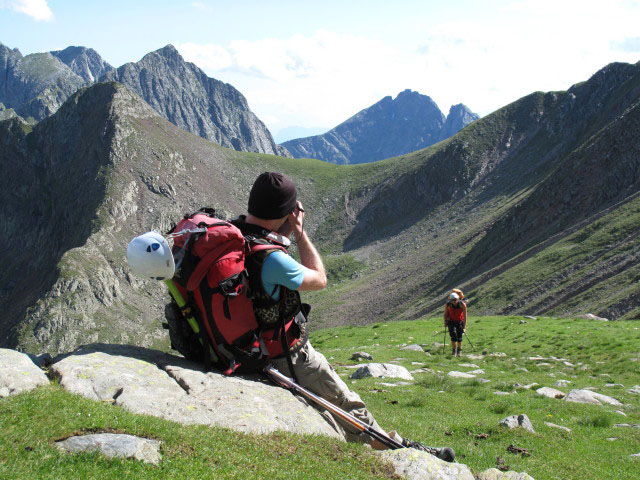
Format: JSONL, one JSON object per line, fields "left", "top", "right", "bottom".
{"left": 271, "top": 341, "right": 384, "bottom": 444}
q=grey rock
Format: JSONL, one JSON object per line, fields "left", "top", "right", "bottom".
{"left": 0, "top": 349, "right": 49, "bottom": 397}
{"left": 50, "top": 344, "right": 342, "bottom": 439}
{"left": 524, "top": 316, "right": 537, "bottom": 320}
{"left": 606, "top": 437, "right": 618, "bottom": 441}
{"left": 458, "top": 363, "right": 479, "bottom": 368}
{"left": 283, "top": 90, "right": 478, "bottom": 165}
{"left": 519, "top": 320, "right": 527, "bottom": 324}
{"left": 604, "top": 383, "right": 624, "bottom": 388}
{"left": 467, "top": 369, "right": 485, "bottom": 375}
{"left": 499, "top": 414, "right": 535, "bottom": 433}
{"left": 565, "top": 389, "right": 622, "bottom": 406}
{"left": 447, "top": 371, "right": 476, "bottom": 379}
{"left": 476, "top": 468, "right": 535, "bottom": 480}
{"left": 554, "top": 380, "right": 572, "bottom": 387}
{"left": 631, "top": 453, "right": 640, "bottom": 457}
{"left": 578, "top": 313, "right": 609, "bottom": 321}
{"left": 628, "top": 385, "right": 640, "bottom": 394}
{"left": 494, "top": 391, "right": 512, "bottom": 396}
{"left": 351, "top": 351, "right": 373, "bottom": 361}
{"left": 615, "top": 410, "right": 627, "bottom": 416}
{"left": 55, "top": 433, "right": 161, "bottom": 464}
{"left": 401, "top": 344, "right": 424, "bottom": 352}
{"left": 349, "top": 363, "right": 414, "bottom": 381}
{"left": 614, "top": 423, "right": 640, "bottom": 429}
{"left": 544, "top": 422, "right": 572, "bottom": 433}
{"left": 51, "top": 46, "right": 113, "bottom": 83}
{"left": 536, "top": 387, "right": 566, "bottom": 399}
{"left": 378, "top": 448, "right": 475, "bottom": 480}
{"left": 476, "top": 378, "right": 491, "bottom": 384}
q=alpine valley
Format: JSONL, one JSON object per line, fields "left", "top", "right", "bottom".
{"left": 0, "top": 41, "right": 639, "bottom": 354}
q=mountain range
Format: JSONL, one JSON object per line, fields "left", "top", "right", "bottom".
{"left": 1, "top": 47, "right": 639, "bottom": 355}
{"left": 282, "top": 89, "right": 479, "bottom": 164}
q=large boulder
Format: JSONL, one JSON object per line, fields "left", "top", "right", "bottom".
{"left": 535, "top": 387, "right": 566, "bottom": 399}
{"left": 49, "top": 344, "right": 343, "bottom": 438}
{"left": 565, "top": 389, "right": 622, "bottom": 406}
{"left": 349, "top": 363, "right": 414, "bottom": 381}
{"left": 0, "top": 348, "right": 49, "bottom": 397}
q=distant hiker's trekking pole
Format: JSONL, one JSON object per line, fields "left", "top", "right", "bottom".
{"left": 464, "top": 331, "right": 475, "bottom": 351}
{"left": 264, "top": 365, "right": 455, "bottom": 461}
{"left": 443, "top": 328, "right": 447, "bottom": 355}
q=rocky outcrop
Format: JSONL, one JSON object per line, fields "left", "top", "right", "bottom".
{"left": 100, "top": 45, "right": 288, "bottom": 156}
{"left": 282, "top": 89, "right": 478, "bottom": 164}
{"left": 0, "top": 348, "right": 49, "bottom": 396}
{"left": 55, "top": 433, "right": 162, "bottom": 465}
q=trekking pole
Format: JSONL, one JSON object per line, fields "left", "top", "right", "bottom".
{"left": 443, "top": 326, "right": 446, "bottom": 355}
{"left": 463, "top": 330, "right": 475, "bottom": 352}
{"left": 264, "top": 365, "right": 404, "bottom": 449}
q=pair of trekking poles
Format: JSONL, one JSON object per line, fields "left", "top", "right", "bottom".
{"left": 441, "top": 327, "right": 475, "bottom": 353}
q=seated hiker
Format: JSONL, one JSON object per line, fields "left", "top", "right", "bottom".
{"left": 444, "top": 291, "right": 467, "bottom": 357}
{"left": 239, "top": 172, "right": 452, "bottom": 457}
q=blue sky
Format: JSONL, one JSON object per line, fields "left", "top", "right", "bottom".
{"left": 2, "top": 0, "right": 640, "bottom": 136}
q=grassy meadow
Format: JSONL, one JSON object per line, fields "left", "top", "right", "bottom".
{"left": 1, "top": 315, "right": 638, "bottom": 479}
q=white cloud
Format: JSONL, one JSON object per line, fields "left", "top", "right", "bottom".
{"left": 0, "top": 0, "right": 53, "bottom": 21}
{"left": 178, "top": 1, "right": 640, "bottom": 132}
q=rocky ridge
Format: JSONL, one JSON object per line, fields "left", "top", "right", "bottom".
{"left": 282, "top": 89, "right": 478, "bottom": 164}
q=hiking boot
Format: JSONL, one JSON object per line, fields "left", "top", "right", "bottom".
{"left": 401, "top": 439, "right": 456, "bottom": 462}
{"left": 456, "top": 348, "right": 462, "bottom": 357}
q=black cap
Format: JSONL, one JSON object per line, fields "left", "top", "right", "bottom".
{"left": 248, "top": 172, "right": 297, "bottom": 220}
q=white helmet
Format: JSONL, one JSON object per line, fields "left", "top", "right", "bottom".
{"left": 448, "top": 292, "right": 459, "bottom": 301}
{"left": 126, "top": 231, "right": 175, "bottom": 280}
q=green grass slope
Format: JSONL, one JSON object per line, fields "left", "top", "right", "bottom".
{"left": 2, "top": 316, "right": 638, "bottom": 479}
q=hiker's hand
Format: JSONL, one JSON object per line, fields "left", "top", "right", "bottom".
{"left": 288, "top": 201, "right": 305, "bottom": 238}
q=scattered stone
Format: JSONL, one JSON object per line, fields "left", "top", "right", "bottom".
{"left": 411, "top": 362, "right": 425, "bottom": 365}
{"left": 499, "top": 414, "right": 535, "bottom": 433}
{"left": 376, "top": 382, "right": 413, "bottom": 387}
{"left": 467, "top": 369, "right": 485, "bottom": 375}
{"left": 520, "top": 383, "right": 539, "bottom": 390}
{"left": 562, "top": 361, "right": 574, "bottom": 367}
{"left": 628, "top": 385, "right": 640, "bottom": 394}
{"left": 631, "top": 453, "right": 640, "bottom": 457}
{"left": 515, "top": 368, "right": 529, "bottom": 373}
{"left": 536, "top": 387, "right": 566, "bottom": 399}
{"left": 477, "top": 468, "right": 535, "bottom": 480}
{"left": 458, "top": 363, "right": 479, "bottom": 368}
{"left": 401, "top": 345, "right": 424, "bottom": 352}
{"left": 604, "top": 383, "right": 624, "bottom": 388}
{"left": 476, "top": 378, "right": 491, "bottom": 384}
{"left": 410, "top": 367, "right": 435, "bottom": 374}
{"left": 554, "top": 380, "right": 572, "bottom": 387}
{"left": 544, "top": 422, "right": 571, "bottom": 433}
{"left": 466, "top": 354, "right": 485, "bottom": 360}
{"left": 524, "top": 316, "right": 537, "bottom": 320}
{"left": 490, "top": 353, "right": 507, "bottom": 357}
{"left": 448, "top": 371, "right": 476, "bottom": 378}
{"left": 528, "top": 356, "right": 546, "bottom": 361}
{"left": 565, "top": 389, "right": 622, "bottom": 406}
{"left": 615, "top": 411, "right": 627, "bottom": 417}
{"left": 0, "top": 349, "right": 50, "bottom": 397}
{"left": 378, "top": 448, "right": 475, "bottom": 480}
{"left": 614, "top": 424, "right": 640, "bottom": 429}
{"left": 433, "top": 342, "right": 444, "bottom": 348}
{"left": 606, "top": 438, "right": 618, "bottom": 441}
{"left": 351, "top": 351, "right": 373, "bottom": 361}
{"left": 494, "top": 391, "right": 512, "bottom": 396}
{"left": 536, "top": 362, "right": 552, "bottom": 367}
{"left": 55, "top": 433, "right": 161, "bottom": 465}
{"left": 579, "top": 365, "right": 590, "bottom": 371}
{"left": 579, "top": 313, "right": 609, "bottom": 321}
{"left": 350, "top": 363, "right": 414, "bottom": 381}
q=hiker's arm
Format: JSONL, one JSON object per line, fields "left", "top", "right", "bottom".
{"left": 288, "top": 202, "right": 327, "bottom": 291}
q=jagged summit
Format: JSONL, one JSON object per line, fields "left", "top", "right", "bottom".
{"left": 51, "top": 46, "right": 113, "bottom": 83}
{"left": 100, "top": 44, "right": 289, "bottom": 156}
{"left": 282, "top": 89, "right": 478, "bottom": 164}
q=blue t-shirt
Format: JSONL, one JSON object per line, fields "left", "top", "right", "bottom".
{"left": 261, "top": 250, "right": 306, "bottom": 300}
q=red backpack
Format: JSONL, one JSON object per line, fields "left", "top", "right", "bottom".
{"left": 167, "top": 208, "right": 292, "bottom": 375}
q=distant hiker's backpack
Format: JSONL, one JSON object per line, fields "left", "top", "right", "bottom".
{"left": 452, "top": 289, "right": 466, "bottom": 303}
{"left": 164, "top": 208, "right": 306, "bottom": 375}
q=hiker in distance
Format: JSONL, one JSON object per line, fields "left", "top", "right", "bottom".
{"left": 237, "top": 172, "right": 453, "bottom": 458}
{"left": 444, "top": 290, "right": 467, "bottom": 357}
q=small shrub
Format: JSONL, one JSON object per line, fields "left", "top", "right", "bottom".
{"left": 578, "top": 414, "right": 613, "bottom": 428}
{"left": 489, "top": 403, "right": 509, "bottom": 414}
